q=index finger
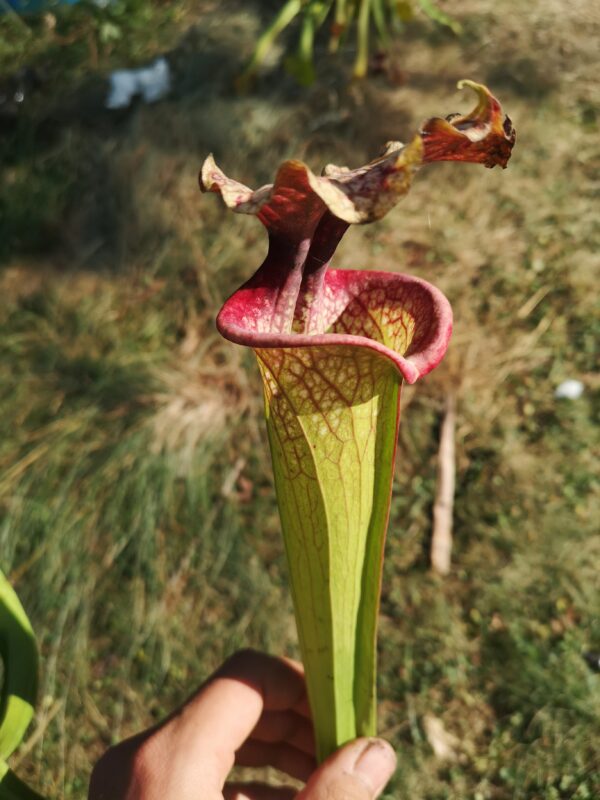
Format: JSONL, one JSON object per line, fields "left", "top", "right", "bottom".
{"left": 168, "top": 650, "right": 309, "bottom": 790}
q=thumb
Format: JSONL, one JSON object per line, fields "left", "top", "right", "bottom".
{"left": 297, "top": 738, "right": 396, "bottom": 800}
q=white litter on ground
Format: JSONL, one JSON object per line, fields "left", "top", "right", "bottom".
{"left": 106, "top": 57, "right": 171, "bottom": 110}
{"left": 554, "top": 379, "right": 584, "bottom": 400}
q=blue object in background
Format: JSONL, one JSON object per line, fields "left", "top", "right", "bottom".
{"left": 1, "top": 0, "right": 100, "bottom": 12}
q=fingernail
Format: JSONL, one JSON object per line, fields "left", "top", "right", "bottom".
{"left": 353, "top": 739, "right": 396, "bottom": 796}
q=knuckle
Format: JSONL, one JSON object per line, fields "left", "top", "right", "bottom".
{"left": 225, "top": 647, "right": 261, "bottom": 666}
{"left": 219, "top": 648, "right": 269, "bottom": 678}
{"left": 89, "top": 740, "right": 146, "bottom": 799}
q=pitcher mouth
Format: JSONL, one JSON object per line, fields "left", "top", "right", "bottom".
{"left": 217, "top": 270, "right": 452, "bottom": 385}
{"left": 204, "top": 81, "right": 512, "bottom": 385}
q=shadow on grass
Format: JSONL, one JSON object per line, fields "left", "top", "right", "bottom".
{"left": 0, "top": 0, "right": 423, "bottom": 271}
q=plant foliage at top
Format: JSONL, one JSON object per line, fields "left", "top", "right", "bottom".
{"left": 242, "top": 0, "right": 462, "bottom": 86}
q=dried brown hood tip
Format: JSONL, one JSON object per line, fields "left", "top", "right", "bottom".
{"left": 199, "top": 135, "right": 425, "bottom": 235}
{"left": 421, "top": 80, "right": 516, "bottom": 168}
{"left": 199, "top": 81, "right": 515, "bottom": 242}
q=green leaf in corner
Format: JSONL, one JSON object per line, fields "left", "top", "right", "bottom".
{"left": 0, "top": 570, "right": 42, "bottom": 800}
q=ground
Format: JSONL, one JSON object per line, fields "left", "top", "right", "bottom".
{"left": 0, "top": 0, "right": 598, "bottom": 797}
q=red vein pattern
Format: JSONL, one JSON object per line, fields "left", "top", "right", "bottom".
{"left": 257, "top": 343, "right": 400, "bottom": 756}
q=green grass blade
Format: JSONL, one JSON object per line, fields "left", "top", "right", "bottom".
{"left": 286, "top": 1, "right": 332, "bottom": 85}
{"left": 353, "top": 0, "right": 372, "bottom": 78}
{"left": 241, "top": 0, "right": 304, "bottom": 84}
{"left": 371, "top": 0, "right": 391, "bottom": 48}
{"left": 330, "top": 0, "right": 348, "bottom": 51}
{"left": 286, "top": 11, "right": 317, "bottom": 86}
{"left": 309, "top": 0, "right": 335, "bottom": 28}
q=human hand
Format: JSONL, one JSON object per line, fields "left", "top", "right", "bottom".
{"left": 89, "top": 649, "right": 396, "bottom": 799}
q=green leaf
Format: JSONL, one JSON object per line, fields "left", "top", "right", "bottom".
{"left": 372, "top": 0, "right": 392, "bottom": 48}
{"left": 0, "top": 571, "right": 37, "bottom": 763}
{"left": 0, "top": 570, "right": 42, "bottom": 800}
{"left": 240, "top": 0, "right": 304, "bottom": 87}
{"left": 285, "top": 9, "right": 317, "bottom": 86}
{"left": 353, "top": 0, "right": 372, "bottom": 78}
{"left": 330, "top": 0, "right": 352, "bottom": 52}
{"left": 258, "top": 344, "right": 401, "bottom": 760}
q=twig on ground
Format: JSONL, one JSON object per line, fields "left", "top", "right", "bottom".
{"left": 431, "top": 391, "right": 456, "bottom": 576}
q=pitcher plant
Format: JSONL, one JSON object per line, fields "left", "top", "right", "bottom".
{"left": 200, "top": 81, "right": 515, "bottom": 761}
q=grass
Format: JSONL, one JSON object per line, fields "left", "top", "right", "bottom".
{"left": 0, "top": 0, "right": 598, "bottom": 797}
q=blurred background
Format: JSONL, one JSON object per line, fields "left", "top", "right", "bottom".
{"left": 0, "top": 1, "right": 598, "bottom": 797}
